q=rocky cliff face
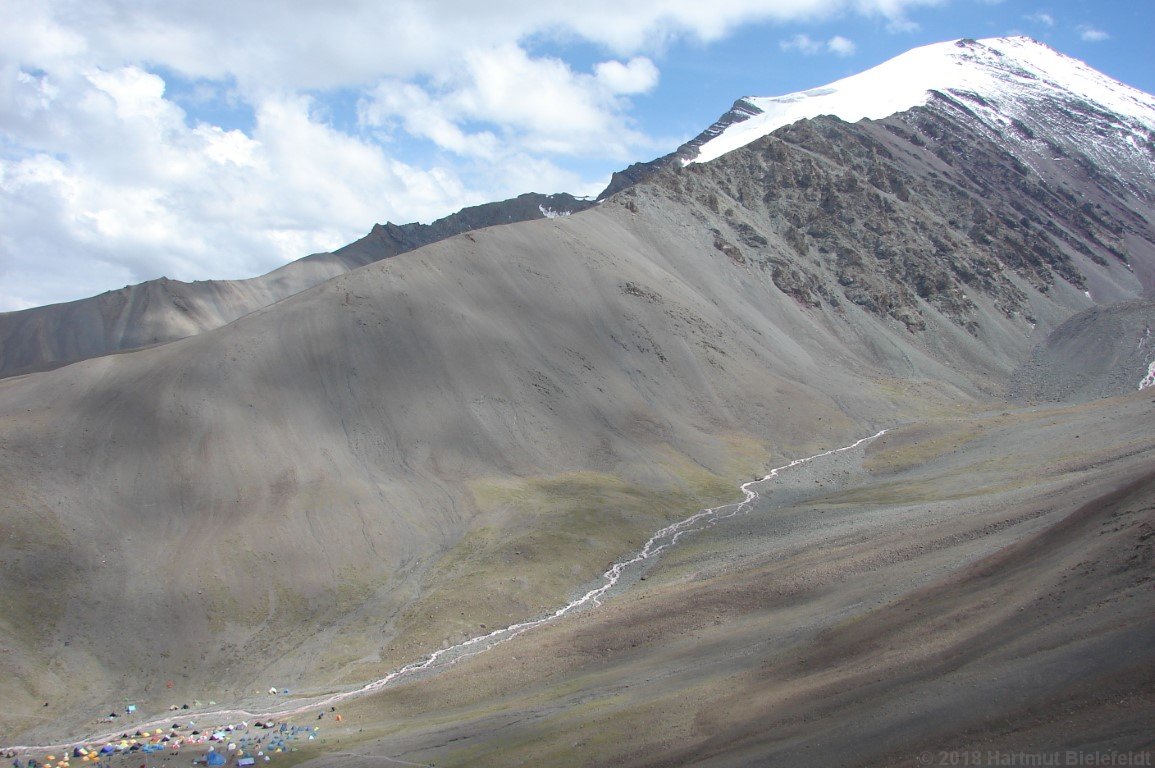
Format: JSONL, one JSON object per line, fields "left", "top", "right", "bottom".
{"left": 596, "top": 98, "right": 764, "bottom": 200}
{"left": 617, "top": 101, "right": 1151, "bottom": 346}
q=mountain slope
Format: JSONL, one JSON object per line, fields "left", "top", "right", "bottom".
{"left": 0, "top": 193, "right": 592, "bottom": 379}
{"left": 0, "top": 196, "right": 925, "bottom": 739}
{"left": 607, "top": 37, "right": 1155, "bottom": 241}
{"left": 1, "top": 35, "right": 1154, "bottom": 748}
{"left": 0, "top": 121, "right": 1143, "bottom": 738}
{"left": 625, "top": 102, "right": 1153, "bottom": 341}
{"left": 5, "top": 37, "right": 1152, "bottom": 382}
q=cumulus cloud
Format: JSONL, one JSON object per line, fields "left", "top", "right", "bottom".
{"left": 0, "top": 1, "right": 936, "bottom": 93}
{"left": 360, "top": 47, "right": 659, "bottom": 160}
{"left": 884, "top": 16, "right": 922, "bottom": 33}
{"left": 358, "top": 80, "right": 502, "bottom": 159}
{"left": 453, "top": 45, "right": 654, "bottom": 155}
{"left": 0, "top": 68, "right": 482, "bottom": 308}
{"left": 1025, "top": 11, "right": 1055, "bottom": 27}
{"left": 1, "top": 0, "right": 945, "bottom": 310}
{"left": 594, "top": 57, "right": 661, "bottom": 95}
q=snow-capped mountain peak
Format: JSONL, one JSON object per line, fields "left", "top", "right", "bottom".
{"left": 688, "top": 36, "right": 1155, "bottom": 169}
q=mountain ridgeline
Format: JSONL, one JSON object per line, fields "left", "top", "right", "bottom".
{"left": 0, "top": 192, "right": 593, "bottom": 379}
{"left": 0, "top": 36, "right": 1153, "bottom": 756}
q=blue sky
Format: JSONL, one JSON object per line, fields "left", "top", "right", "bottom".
{"left": 1, "top": 0, "right": 1151, "bottom": 311}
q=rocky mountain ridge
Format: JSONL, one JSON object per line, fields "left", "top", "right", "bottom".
{"left": 617, "top": 96, "right": 1152, "bottom": 347}
{"left": 689, "top": 36, "right": 1155, "bottom": 169}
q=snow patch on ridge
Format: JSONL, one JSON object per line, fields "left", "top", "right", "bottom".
{"left": 689, "top": 36, "right": 1155, "bottom": 166}
{"left": 538, "top": 204, "right": 571, "bottom": 219}
{"left": 1140, "top": 359, "right": 1155, "bottom": 390}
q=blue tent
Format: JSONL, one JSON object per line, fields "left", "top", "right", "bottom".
{"left": 206, "top": 751, "right": 227, "bottom": 767}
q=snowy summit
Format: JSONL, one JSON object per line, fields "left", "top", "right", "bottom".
{"left": 689, "top": 36, "right": 1155, "bottom": 166}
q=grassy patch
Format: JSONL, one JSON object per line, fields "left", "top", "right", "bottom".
{"left": 389, "top": 455, "right": 744, "bottom": 663}
{"left": 201, "top": 576, "right": 243, "bottom": 633}
{"left": 867, "top": 377, "right": 982, "bottom": 420}
{"left": 0, "top": 498, "right": 72, "bottom": 644}
{"left": 864, "top": 420, "right": 988, "bottom": 474}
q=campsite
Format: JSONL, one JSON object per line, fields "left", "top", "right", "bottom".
{"left": 6, "top": 709, "right": 346, "bottom": 768}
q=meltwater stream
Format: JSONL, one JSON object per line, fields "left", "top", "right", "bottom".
{"left": 9, "top": 429, "right": 886, "bottom": 751}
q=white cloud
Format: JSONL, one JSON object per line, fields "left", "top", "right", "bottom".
{"left": 1, "top": 1, "right": 936, "bottom": 93}
{"left": 595, "top": 57, "right": 660, "bottom": 95}
{"left": 1025, "top": 11, "right": 1055, "bottom": 27}
{"left": 781, "top": 33, "right": 825, "bottom": 55}
{"left": 358, "top": 80, "right": 502, "bottom": 159}
{"left": 455, "top": 45, "right": 629, "bottom": 151}
{"left": 885, "top": 17, "right": 921, "bottom": 33}
{"left": 0, "top": 69, "right": 485, "bottom": 308}
{"left": 781, "top": 34, "right": 857, "bottom": 56}
{"left": 358, "top": 47, "right": 659, "bottom": 160}
{"left": 1077, "top": 25, "right": 1109, "bottom": 42}
{"left": 826, "top": 35, "right": 857, "bottom": 56}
